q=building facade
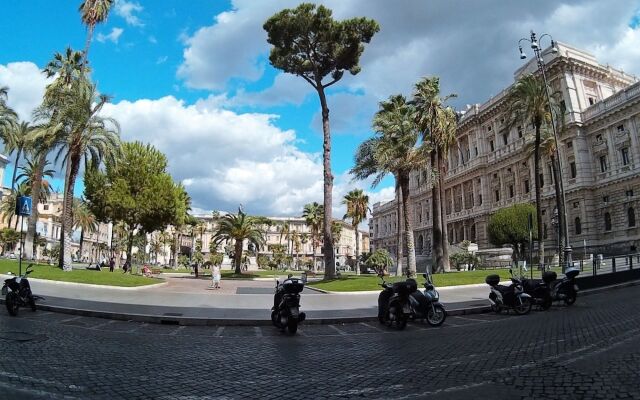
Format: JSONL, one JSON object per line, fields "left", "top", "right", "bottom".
{"left": 370, "top": 43, "right": 640, "bottom": 266}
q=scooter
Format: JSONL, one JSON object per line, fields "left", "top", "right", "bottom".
{"left": 271, "top": 274, "right": 306, "bottom": 334}
{"left": 407, "top": 273, "right": 446, "bottom": 326}
{"left": 520, "top": 270, "right": 557, "bottom": 310}
{"left": 377, "top": 275, "right": 412, "bottom": 330}
{"left": 486, "top": 270, "right": 532, "bottom": 315}
{"left": 2, "top": 264, "right": 38, "bottom": 316}
{"left": 550, "top": 267, "right": 580, "bottom": 305}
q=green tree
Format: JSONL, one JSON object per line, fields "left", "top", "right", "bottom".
{"left": 0, "top": 228, "right": 21, "bottom": 255}
{"left": 16, "top": 157, "right": 55, "bottom": 202}
{"left": 72, "top": 198, "right": 98, "bottom": 261}
{"left": 0, "top": 86, "right": 18, "bottom": 148}
{"left": 264, "top": 4, "right": 379, "bottom": 279}
{"left": 209, "top": 251, "right": 224, "bottom": 267}
{"left": 365, "top": 249, "right": 393, "bottom": 276}
{"left": 79, "top": 0, "right": 114, "bottom": 63}
{"left": 84, "top": 141, "right": 187, "bottom": 267}
{"left": 505, "top": 74, "right": 558, "bottom": 265}
{"left": 352, "top": 95, "right": 428, "bottom": 278}
{"left": 342, "top": 188, "right": 369, "bottom": 275}
{"left": 488, "top": 203, "right": 538, "bottom": 263}
{"left": 413, "top": 77, "right": 457, "bottom": 273}
{"left": 4, "top": 121, "right": 34, "bottom": 193}
{"left": 302, "top": 202, "right": 323, "bottom": 271}
{"left": 0, "top": 182, "right": 29, "bottom": 230}
{"left": 211, "top": 207, "right": 266, "bottom": 275}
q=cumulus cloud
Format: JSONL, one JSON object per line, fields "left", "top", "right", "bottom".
{"left": 177, "top": 0, "right": 640, "bottom": 110}
{"left": 0, "top": 62, "right": 51, "bottom": 121}
{"left": 97, "top": 27, "right": 124, "bottom": 44}
{"left": 115, "top": 0, "right": 144, "bottom": 27}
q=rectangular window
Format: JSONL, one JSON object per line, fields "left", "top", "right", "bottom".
{"left": 626, "top": 189, "right": 634, "bottom": 197}
{"left": 567, "top": 141, "right": 573, "bottom": 149}
{"left": 570, "top": 162, "right": 577, "bottom": 178}
{"left": 539, "top": 173, "right": 544, "bottom": 187}
{"left": 596, "top": 134, "right": 603, "bottom": 142}
{"left": 617, "top": 124, "right": 625, "bottom": 132}
{"left": 603, "top": 195, "right": 609, "bottom": 203}
{"left": 524, "top": 179, "right": 530, "bottom": 193}
{"left": 43, "top": 204, "right": 49, "bottom": 211}
{"left": 489, "top": 140, "right": 494, "bottom": 152}
{"left": 621, "top": 148, "right": 630, "bottom": 165}
{"left": 588, "top": 97, "right": 596, "bottom": 106}
{"left": 517, "top": 125, "right": 523, "bottom": 138}
{"left": 474, "top": 147, "right": 478, "bottom": 156}
{"left": 599, "top": 155, "right": 608, "bottom": 172}
{"left": 509, "top": 185, "right": 514, "bottom": 198}
{"left": 503, "top": 133, "right": 508, "bottom": 145}
{"left": 495, "top": 190, "right": 500, "bottom": 202}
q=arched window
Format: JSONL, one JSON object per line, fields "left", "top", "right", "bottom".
{"left": 416, "top": 234, "right": 424, "bottom": 255}
{"left": 575, "top": 217, "right": 582, "bottom": 235}
{"left": 470, "top": 224, "right": 477, "bottom": 242}
{"left": 629, "top": 208, "right": 636, "bottom": 227}
{"left": 604, "top": 212, "right": 612, "bottom": 231}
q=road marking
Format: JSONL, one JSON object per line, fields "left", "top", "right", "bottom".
{"left": 214, "top": 326, "right": 225, "bottom": 337}
{"left": 360, "top": 322, "right": 385, "bottom": 333}
{"left": 453, "top": 316, "right": 493, "bottom": 323}
{"left": 327, "top": 324, "right": 348, "bottom": 335}
{"left": 127, "top": 322, "right": 145, "bottom": 333}
{"left": 59, "top": 316, "right": 84, "bottom": 324}
{"left": 0, "top": 380, "right": 78, "bottom": 400}
{"left": 168, "top": 326, "right": 186, "bottom": 336}
{"left": 89, "top": 319, "right": 117, "bottom": 330}
{"left": 0, "top": 370, "right": 85, "bottom": 392}
{"left": 254, "top": 327, "right": 263, "bottom": 337}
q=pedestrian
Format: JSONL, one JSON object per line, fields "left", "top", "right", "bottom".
{"left": 211, "top": 264, "right": 221, "bottom": 289}
{"left": 193, "top": 262, "right": 199, "bottom": 278}
{"left": 123, "top": 260, "right": 130, "bottom": 274}
{"left": 109, "top": 257, "right": 115, "bottom": 273}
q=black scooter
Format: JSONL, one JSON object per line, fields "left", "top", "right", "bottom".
{"left": 408, "top": 273, "right": 447, "bottom": 326}
{"left": 520, "top": 270, "right": 556, "bottom": 310}
{"left": 377, "top": 275, "right": 412, "bottom": 330}
{"left": 521, "top": 267, "right": 580, "bottom": 308}
{"left": 2, "top": 264, "right": 38, "bottom": 316}
{"left": 271, "top": 275, "right": 306, "bottom": 334}
{"left": 486, "top": 270, "right": 532, "bottom": 315}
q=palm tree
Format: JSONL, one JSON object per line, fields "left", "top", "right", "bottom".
{"left": 37, "top": 81, "right": 120, "bottom": 270}
{"left": 72, "top": 199, "right": 98, "bottom": 261}
{"left": 157, "top": 231, "right": 170, "bottom": 265}
{"left": 79, "top": 0, "right": 115, "bottom": 63}
{"left": 0, "top": 86, "right": 17, "bottom": 143}
{"left": 352, "top": 95, "right": 428, "bottom": 277}
{"left": 331, "top": 221, "right": 342, "bottom": 246}
{"left": 211, "top": 207, "right": 266, "bottom": 275}
{"left": 1, "top": 183, "right": 29, "bottom": 229}
{"left": 343, "top": 189, "right": 369, "bottom": 275}
{"left": 149, "top": 237, "right": 163, "bottom": 264}
{"left": 291, "top": 230, "right": 301, "bottom": 269}
{"left": 302, "top": 202, "right": 324, "bottom": 271}
{"left": 413, "top": 77, "right": 457, "bottom": 273}
{"left": 16, "top": 157, "right": 55, "bottom": 202}
{"left": 4, "top": 121, "right": 33, "bottom": 193}
{"left": 505, "top": 74, "right": 558, "bottom": 265}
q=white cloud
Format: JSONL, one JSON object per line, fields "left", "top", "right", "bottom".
{"left": 97, "top": 27, "right": 124, "bottom": 44}
{"left": 115, "top": 0, "right": 144, "bottom": 27}
{"left": 0, "top": 62, "right": 51, "bottom": 122}
{"left": 156, "top": 56, "right": 168, "bottom": 65}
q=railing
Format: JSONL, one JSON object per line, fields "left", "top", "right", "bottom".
{"left": 583, "top": 81, "right": 640, "bottom": 121}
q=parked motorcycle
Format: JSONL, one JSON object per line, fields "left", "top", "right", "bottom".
{"left": 377, "top": 275, "right": 412, "bottom": 330}
{"left": 520, "top": 270, "right": 556, "bottom": 310}
{"left": 407, "top": 273, "right": 447, "bottom": 326}
{"left": 271, "top": 275, "right": 306, "bottom": 334}
{"left": 486, "top": 271, "right": 532, "bottom": 315}
{"left": 551, "top": 267, "right": 580, "bottom": 305}
{"left": 521, "top": 267, "right": 580, "bottom": 308}
{"left": 2, "top": 264, "right": 37, "bottom": 316}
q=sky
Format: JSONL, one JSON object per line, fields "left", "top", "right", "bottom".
{"left": 1, "top": 0, "right": 640, "bottom": 221}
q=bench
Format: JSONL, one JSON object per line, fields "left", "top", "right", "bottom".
{"left": 151, "top": 268, "right": 162, "bottom": 276}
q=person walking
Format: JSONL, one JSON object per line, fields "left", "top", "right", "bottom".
{"left": 109, "top": 257, "right": 115, "bottom": 272}
{"left": 212, "top": 265, "right": 221, "bottom": 289}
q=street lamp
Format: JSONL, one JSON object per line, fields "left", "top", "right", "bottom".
{"left": 518, "top": 30, "right": 572, "bottom": 271}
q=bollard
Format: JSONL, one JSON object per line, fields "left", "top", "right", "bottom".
{"left": 593, "top": 258, "right": 597, "bottom": 277}
{"left": 612, "top": 257, "right": 616, "bottom": 273}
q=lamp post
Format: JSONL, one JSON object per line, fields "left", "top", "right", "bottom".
{"left": 518, "top": 30, "right": 572, "bottom": 271}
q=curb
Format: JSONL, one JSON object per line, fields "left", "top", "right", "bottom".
{"left": 4, "top": 279, "right": 637, "bottom": 327}
{"left": 0, "top": 274, "right": 168, "bottom": 291}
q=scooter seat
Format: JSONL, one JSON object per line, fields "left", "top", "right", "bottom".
{"left": 522, "top": 279, "right": 543, "bottom": 291}
{"left": 495, "top": 285, "right": 512, "bottom": 294}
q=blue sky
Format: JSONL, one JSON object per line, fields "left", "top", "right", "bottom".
{"left": 1, "top": 0, "right": 640, "bottom": 217}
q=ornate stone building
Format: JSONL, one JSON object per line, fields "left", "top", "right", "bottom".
{"left": 370, "top": 43, "right": 640, "bottom": 267}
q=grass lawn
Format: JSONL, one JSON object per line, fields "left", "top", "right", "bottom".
{"left": 308, "top": 269, "right": 513, "bottom": 292}
{"left": 0, "top": 260, "right": 162, "bottom": 287}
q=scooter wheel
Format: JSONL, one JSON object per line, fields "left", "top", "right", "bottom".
{"left": 5, "top": 293, "right": 19, "bottom": 316}
{"left": 491, "top": 303, "right": 502, "bottom": 314}
{"left": 287, "top": 319, "right": 298, "bottom": 334}
{"left": 426, "top": 304, "right": 446, "bottom": 327}
{"left": 541, "top": 297, "right": 552, "bottom": 311}
{"left": 514, "top": 298, "right": 532, "bottom": 315}
{"left": 270, "top": 310, "right": 278, "bottom": 326}
{"left": 564, "top": 292, "right": 577, "bottom": 306}
{"left": 28, "top": 294, "right": 36, "bottom": 312}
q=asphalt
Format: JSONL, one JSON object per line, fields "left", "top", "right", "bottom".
{"left": 2, "top": 273, "right": 638, "bottom": 325}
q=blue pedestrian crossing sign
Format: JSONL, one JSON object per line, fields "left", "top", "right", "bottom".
{"left": 16, "top": 196, "right": 32, "bottom": 216}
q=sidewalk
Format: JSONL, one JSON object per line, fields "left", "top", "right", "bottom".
{"left": 8, "top": 273, "right": 634, "bottom": 326}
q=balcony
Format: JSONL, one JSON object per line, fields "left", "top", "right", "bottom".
{"left": 445, "top": 155, "right": 487, "bottom": 181}
{"left": 583, "top": 81, "right": 640, "bottom": 122}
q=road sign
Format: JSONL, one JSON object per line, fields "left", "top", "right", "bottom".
{"left": 16, "top": 196, "right": 32, "bottom": 216}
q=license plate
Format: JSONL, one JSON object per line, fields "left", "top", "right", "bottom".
{"left": 573, "top": 284, "right": 579, "bottom": 291}
{"left": 1, "top": 286, "right": 7, "bottom": 295}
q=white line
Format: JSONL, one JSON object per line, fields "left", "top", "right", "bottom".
{"left": 59, "top": 316, "right": 84, "bottom": 324}
{"left": 215, "top": 326, "right": 225, "bottom": 337}
{"left": 327, "top": 324, "right": 348, "bottom": 335}
{"left": 360, "top": 322, "right": 385, "bottom": 333}
{"left": 254, "top": 327, "right": 263, "bottom": 337}
{"left": 127, "top": 322, "right": 145, "bottom": 333}
{"left": 0, "top": 370, "right": 85, "bottom": 392}
{"left": 89, "top": 319, "right": 117, "bottom": 330}
{"left": 0, "top": 379, "right": 78, "bottom": 400}
{"left": 453, "top": 316, "right": 493, "bottom": 323}
{"left": 168, "top": 326, "right": 186, "bottom": 336}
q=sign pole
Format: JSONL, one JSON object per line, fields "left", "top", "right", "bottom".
{"left": 15, "top": 196, "right": 32, "bottom": 276}
{"left": 19, "top": 215, "right": 23, "bottom": 276}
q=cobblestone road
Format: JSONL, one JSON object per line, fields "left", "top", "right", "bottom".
{"left": 0, "top": 286, "right": 638, "bottom": 399}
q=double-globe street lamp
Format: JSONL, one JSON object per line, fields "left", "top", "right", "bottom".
{"left": 518, "top": 30, "right": 573, "bottom": 270}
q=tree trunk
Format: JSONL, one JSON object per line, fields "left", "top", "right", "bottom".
{"left": 431, "top": 152, "right": 444, "bottom": 273}
{"left": 400, "top": 172, "right": 417, "bottom": 278}
{"left": 60, "top": 156, "right": 80, "bottom": 271}
{"left": 316, "top": 86, "right": 335, "bottom": 279}
{"left": 534, "top": 122, "right": 544, "bottom": 266}
{"left": 354, "top": 223, "right": 360, "bottom": 275}
{"left": 551, "top": 155, "right": 564, "bottom": 267}
{"left": 234, "top": 239, "right": 243, "bottom": 275}
{"left": 79, "top": 229, "right": 84, "bottom": 261}
{"left": 438, "top": 150, "right": 451, "bottom": 272}
{"left": 127, "top": 229, "right": 134, "bottom": 270}
{"left": 10, "top": 147, "right": 21, "bottom": 193}
{"left": 84, "top": 25, "right": 94, "bottom": 64}
{"left": 395, "top": 184, "right": 403, "bottom": 277}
